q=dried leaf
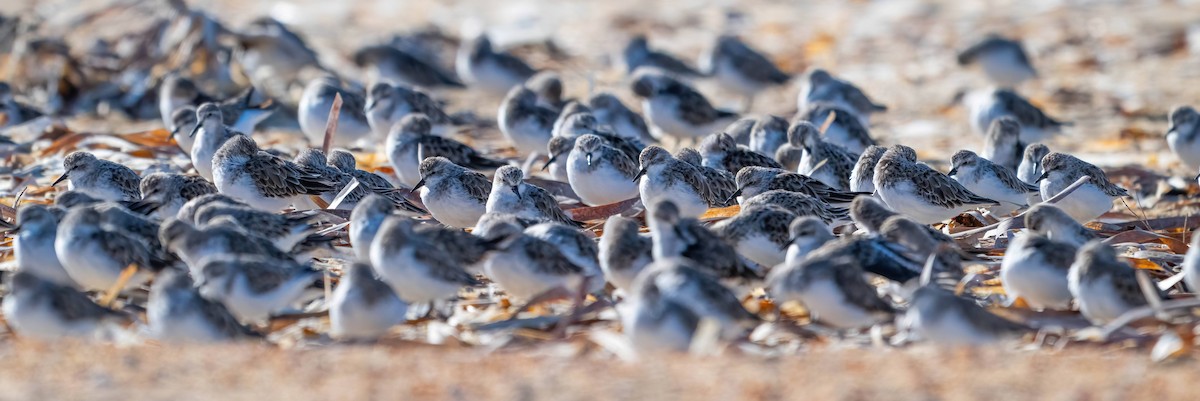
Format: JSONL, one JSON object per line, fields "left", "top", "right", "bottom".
{"left": 566, "top": 197, "right": 639, "bottom": 222}
{"left": 700, "top": 205, "right": 741, "bottom": 221}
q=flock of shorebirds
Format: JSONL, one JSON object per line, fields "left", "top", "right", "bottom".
{"left": 1, "top": 3, "right": 1199, "bottom": 353}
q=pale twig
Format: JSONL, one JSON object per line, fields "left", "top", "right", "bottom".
{"left": 818, "top": 111, "right": 836, "bottom": 134}
{"left": 99, "top": 264, "right": 138, "bottom": 307}
{"left": 321, "top": 93, "right": 342, "bottom": 154}
{"left": 950, "top": 175, "right": 1092, "bottom": 239}
{"left": 327, "top": 178, "right": 360, "bottom": 210}
{"left": 1100, "top": 298, "right": 1200, "bottom": 340}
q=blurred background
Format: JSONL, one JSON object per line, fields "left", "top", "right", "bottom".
{"left": 1, "top": 0, "right": 1198, "bottom": 177}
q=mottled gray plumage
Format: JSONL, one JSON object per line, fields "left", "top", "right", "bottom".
{"left": 798, "top": 69, "right": 886, "bottom": 122}
{"left": 742, "top": 189, "right": 846, "bottom": 224}
{"left": 790, "top": 121, "right": 859, "bottom": 191}
{"left": 768, "top": 254, "right": 895, "bottom": 329}
{"left": 848, "top": 145, "right": 887, "bottom": 193}
{"left": 1017, "top": 143, "right": 1049, "bottom": 185}
{"left": 733, "top": 166, "right": 864, "bottom": 205}
{"left": 981, "top": 117, "right": 1025, "bottom": 171}
{"left": 796, "top": 102, "right": 875, "bottom": 154}
{"left": 647, "top": 200, "right": 762, "bottom": 285}
{"left": 54, "top": 151, "right": 140, "bottom": 202}
{"left": 623, "top": 35, "right": 704, "bottom": 77}
{"left": 699, "top": 132, "right": 783, "bottom": 173}
{"left": 599, "top": 215, "right": 653, "bottom": 291}
{"left": 676, "top": 147, "right": 737, "bottom": 208}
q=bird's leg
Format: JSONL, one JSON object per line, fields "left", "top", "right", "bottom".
{"left": 552, "top": 277, "right": 596, "bottom": 337}
{"left": 506, "top": 286, "right": 572, "bottom": 322}
{"left": 99, "top": 264, "right": 138, "bottom": 307}
{"left": 742, "top": 95, "right": 754, "bottom": 112}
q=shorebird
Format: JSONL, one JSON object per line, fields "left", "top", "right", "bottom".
{"left": 748, "top": 115, "right": 788, "bottom": 161}
{"left": 565, "top": 133, "right": 640, "bottom": 206}
{"left": 768, "top": 254, "right": 895, "bottom": 329}
{"left": 53, "top": 151, "right": 140, "bottom": 202}
{"left": 2, "top": 271, "right": 128, "bottom": 340}
{"left": 797, "top": 69, "right": 887, "bottom": 125}
{"left": 731, "top": 166, "right": 864, "bottom": 206}
{"left": 699, "top": 131, "right": 783, "bottom": 173}
{"left": 957, "top": 34, "right": 1037, "bottom": 87}
{"left": 1000, "top": 208, "right": 1079, "bottom": 310}
{"left": 298, "top": 76, "right": 373, "bottom": 147}
{"left": 1023, "top": 203, "right": 1099, "bottom": 247}
{"left": 790, "top": 121, "right": 859, "bottom": 191}
{"left": 1017, "top": 143, "right": 1049, "bottom": 185}
{"left": 622, "top": 258, "right": 757, "bottom": 351}
{"left": 456, "top": 34, "right": 538, "bottom": 95}
{"left": 712, "top": 204, "right": 795, "bottom": 267}
{"left": 386, "top": 113, "right": 505, "bottom": 187}
{"left": 329, "top": 262, "right": 409, "bottom": 340}
{"left": 1165, "top": 106, "right": 1200, "bottom": 170}
{"left": 623, "top": 35, "right": 704, "bottom": 78}
{"left": 480, "top": 221, "right": 601, "bottom": 303}
{"left": 351, "top": 44, "right": 464, "bottom": 89}
{"left": 369, "top": 217, "right": 479, "bottom": 309}
{"left": 965, "top": 88, "right": 1068, "bottom": 143}
{"left": 848, "top": 145, "right": 887, "bottom": 193}
{"left": 703, "top": 35, "right": 789, "bottom": 110}
{"left": 598, "top": 215, "right": 653, "bottom": 291}
{"left": 635, "top": 146, "right": 714, "bottom": 218}
{"left": 139, "top": 172, "right": 218, "bottom": 219}
{"left": 193, "top": 255, "right": 322, "bottom": 324}
{"left": 1037, "top": 152, "right": 1128, "bottom": 222}
{"left": 906, "top": 284, "right": 1029, "bottom": 345}
{"left": 147, "top": 269, "right": 260, "bottom": 342}
{"left": 981, "top": 117, "right": 1026, "bottom": 172}
{"left": 12, "top": 204, "right": 75, "bottom": 287}
{"left": 486, "top": 165, "right": 578, "bottom": 226}
{"left": 1068, "top": 241, "right": 1163, "bottom": 325}
{"left": 873, "top": 145, "right": 999, "bottom": 224}
{"left": 742, "top": 189, "right": 847, "bottom": 225}
{"left": 676, "top": 147, "right": 738, "bottom": 208}
{"left": 187, "top": 102, "right": 245, "bottom": 181}
{"left": 647, "top": 200, "right": 762, "bottom": 286}
{"left": 411, "top": 157, "right": 491, "bottom": 228}
{"left": 211, "top": 135, "right": 336, "bottom": 211}
{"left": 365, "top": 83, "right": 459, "bottom": 139}
{"left": 948, "top": 149, "right": 1039, "bottom": 215}
{"left": 782, "top": 216, "right": 834, "bottom": 264}
{"left": 631, "top": 68, "right": 738, "bottom": 143}
{"left": 588, "top": 92, "right": 656, "bottom": 144}
{"left": 795, "top": 102, "right": 876, "bottom": 155}
{"left": 498, "top": 85, "right": 558, "bottom": 156}
{"left": 54, "top": 207, "right": 157, "bottom": 292}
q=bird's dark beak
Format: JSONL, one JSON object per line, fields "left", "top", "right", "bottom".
{"left": 947, "top": 167, "right": 958, "bottom": 176}
{"left": 586, "top": 153, "right": 593, "bottom": 166}
{"left": 169, "top": 126, "right": 180, "bottom": 140}
{"left": 542, "top": 155, "right": 558, "bottom": 171}
{"left": 510, "top": 185, "right": 521, "bottom": 198}
{"left": 725, "top": 187, "right": 743, "bottom": 205}
{"left": 187, "top": 123, "right": 202, "bottom": 138}
{"left": 409, "top": 178, "right": 426, "bottom": 196}
{"left": 1036, "top": 172, "right": 1049, "bottom": 182}
{"left": 779, "top": 236, "right": 794, "bottom": 251}
{"left": 632, "top": 168, "right": 646, "bottom": 182}
{"left": 365, "top": 99, "right": 377, "bottom": 111}
{"left": 52, "top": 171, "right": 69, "bottom": 186}
{"left": 6, "top": 224, "right": 21, "bottom": 234}
{"left": 1195, "top": 172, "right": 1200, "bottom": 182}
